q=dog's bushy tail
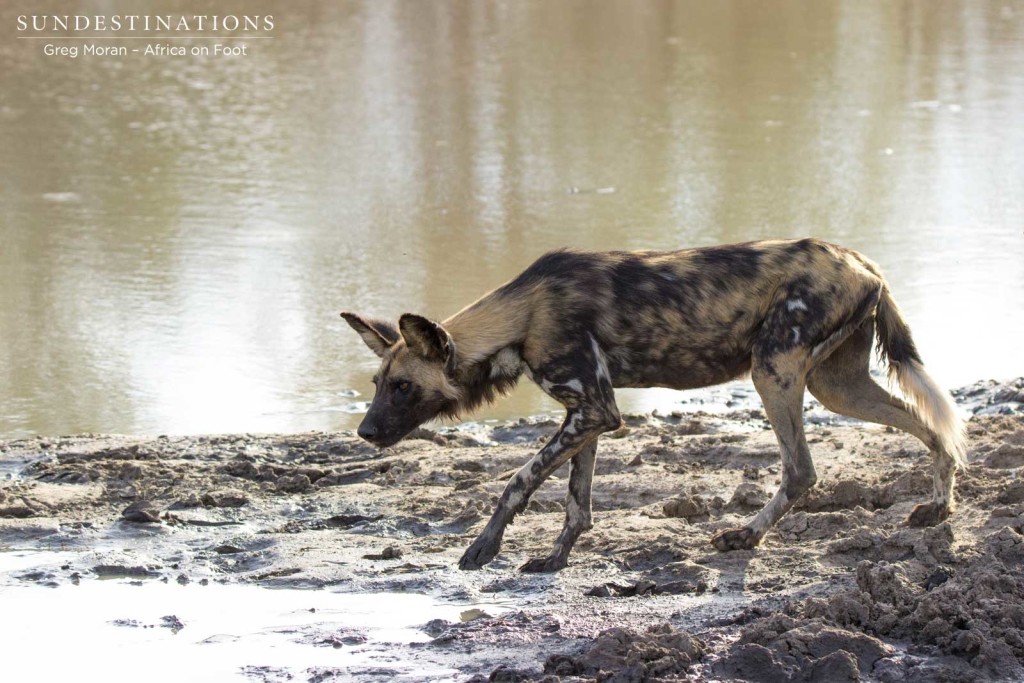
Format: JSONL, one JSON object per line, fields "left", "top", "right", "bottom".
{"left": 875, "top": 286, "right": 967, "bottom": 468}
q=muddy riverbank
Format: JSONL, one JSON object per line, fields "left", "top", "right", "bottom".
{"left": 2, "top": 378, "right": 1023, "bottom": 682}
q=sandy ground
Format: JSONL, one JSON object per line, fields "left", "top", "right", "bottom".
{"left": 2, "top": 378, "right": 1023, "bottom": 682}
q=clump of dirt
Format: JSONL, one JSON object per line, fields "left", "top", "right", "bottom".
{"left": 715, "top": 614, "right": 892, "bottom": 682}
{"left": 799, "top": 528, "right": 1024, "bottom": 680}
{"left": 826, "top": 521, "right": 958, "bottom": 567}
{"left": 543, "top": 623, "right": 704, "bottom": 681}
{"left": 707, "top": 522, "right": 1024, "bottom": 681}
{"left": 121, "top": 500, "right": 161, "bottom": 523}
{"left": 662, "top": 494, "right": 709, "bottom": 520}
{"left": 727, "top": 482, "right": 771, "bottom": 510}
{"left": 797, "top": 470, "right": 931, "bottom": 513}
{"left": 955, "top": 378, "right": 1024, "bottom": 416}
{"left": 199, "top": 490, "right": 249, "bottom": 508}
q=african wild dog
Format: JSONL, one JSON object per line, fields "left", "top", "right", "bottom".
{"left": 342, "top": 239, "right": 966, "bottom": 572}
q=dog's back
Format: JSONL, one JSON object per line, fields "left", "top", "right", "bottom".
{"left": 494, "top": 238, "right": 883, "bottom": 391}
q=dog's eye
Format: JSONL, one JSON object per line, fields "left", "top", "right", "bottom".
{"left": 397, "top": 381, "right": 411, "bottom": 393}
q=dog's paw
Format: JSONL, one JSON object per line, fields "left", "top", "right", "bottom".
{"left": 907, "top": 502, "right": 950, "bottom": 528}
{"left": 519, "top": 555, "right": 568, "bottom": 573}
{"left": 458, "top": 537, "right": 500, "bottom": 570}
{"left": 710, "top": 527, "right": 761, "bottom": 551}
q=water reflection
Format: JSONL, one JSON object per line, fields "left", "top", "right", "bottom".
{"left": 0, "top": 0, "right": 1021, "bottom": 438}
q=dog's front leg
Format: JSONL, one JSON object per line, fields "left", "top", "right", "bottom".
{"left": 519, "top": 438, "right": 597, "bottom": 573}
{"left": 458, "top": 409, "right": 595, "bottom": 570}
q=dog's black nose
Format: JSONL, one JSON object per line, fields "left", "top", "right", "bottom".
{"left": 357, "top": 423, "right": 378, "bottom": 443}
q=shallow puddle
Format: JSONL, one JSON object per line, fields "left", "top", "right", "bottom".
{"left": 0, "top": 552, "right": 511, "bottom": 682}
{"left": 0, "top": 458, "right": 27, "bottom": 481}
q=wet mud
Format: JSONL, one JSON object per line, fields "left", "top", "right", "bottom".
{"left": 1, "top": 378, "right": 1023, "bottom": 682}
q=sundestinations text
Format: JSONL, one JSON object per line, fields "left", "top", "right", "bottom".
{"left": 17, "top": 15, "right": 274, "bottom": 33}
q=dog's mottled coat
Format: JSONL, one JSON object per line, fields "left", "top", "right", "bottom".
{"left": 342, "top": 238, "right": 966, "bottom": 572}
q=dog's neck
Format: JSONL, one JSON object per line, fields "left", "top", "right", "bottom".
{"left": 440, "top": 286, "right": 532, "bottom": 415}
{"left": 443, "top": 286, "right": 532, "bottom": 366}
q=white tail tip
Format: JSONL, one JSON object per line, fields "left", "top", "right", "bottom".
{"left": 892, "top": 360, "right": 967, "bottom": 468}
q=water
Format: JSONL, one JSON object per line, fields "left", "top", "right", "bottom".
{"left": 0, "top": 551, "right": 510, "bottom": 682}
{"left": 0, "top": 580, "right": 479, "bottom": 681}
{"left": 1, "top": 0, "right": 1022, "bottom": 438}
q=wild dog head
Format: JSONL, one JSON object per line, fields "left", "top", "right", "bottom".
{"left": 341, "top": 312, "right": 460, "bottom": 448}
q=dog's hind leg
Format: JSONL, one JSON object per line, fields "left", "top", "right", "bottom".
{"left": 520, "top": 438, "right": 597, "bottom": 573}
{"left": 807, "top": 321, "right": 957, "bottom": 526}
{"left": 712, "top": 349, "right": 816, "bottom": 551}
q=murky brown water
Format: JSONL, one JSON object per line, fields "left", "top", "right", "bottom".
{"left": 1, "top": 1, "right": 1022, "bottom": 438}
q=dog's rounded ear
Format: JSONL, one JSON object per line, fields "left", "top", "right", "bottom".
{"left": 340, "top": 312, "right": 399, "bottom": 358}
{"left": 399, "top": 314, "right": 456, "bottom": 371}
